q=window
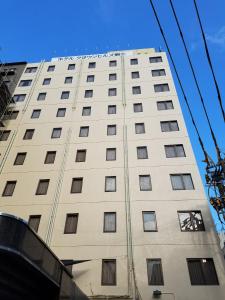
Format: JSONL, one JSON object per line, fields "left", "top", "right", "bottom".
{"left": 0, "top": 130, "right": 11, "bottom": 141}
{"left": 42, "top": 78, "right": 51, "bottom": 85}
{"left": 109, "top": 73, "right": 117, "bottom": 81}
{"left": 37, "top": 92, "right": 46, "bottom": 101}
{"left": 157, "top": 100, "right": 173, "bottom": 110}
{"left": 88, "top": 62, "right": 96, "bottom": 69}
{"left": 152, "top": 69, "right": 166, "bottom": 77}
{"left": 25, "top": 67, "right": 37, "bottom": 73}
{"left": 143, "top": 212, "right": 157, "bottom": 231}
{"left": 131, "top": 71, "right": 140, "bottom": 79}
{"left": 108, "top": 88, "right": 117, "bottom": 96}
{"left": 47, "top": 65, "right": 55, "bottom": 72}
{"left": 36, "top": 179, "right": 50, "bottom": 195}
{"left": 68, "top": 64, "right": 75, "bottom": 70}
{"left": 132, "top": 86, "right": 141, "bottom": 95}
{"left": 3, "top": 110, "right": 19, "bottom": 120}
{"left": 84, "top": 90, "right": 93, "bottom": 98}
{"left": 87, "top": 75, "right": 95, "bottom": 82}
{"left": 147, "top": 259, "right": 164, "bottom": 285}
{"left": 79, "top": 126, "right": 89, "bottom": 137}
{"left": 2, "top": 181, "right": 16, "bottom": 196}
{"left": 137, "top": 146, "right": 148, "bottom": 159}
{"left": 149, "top": 56, "right": 162, "bottom": 63}
{"left": 61, "top": 91, "right": 70, "bottom": 99}
{"left": 170, "top": 174, "right": 194, "bottom": 190}
{"left": 56, "top": 108, "right": 66, "bottom": 117}
{"left": 76, "top": 150, "right": 86, "bottom": 162}
{"left": 23, "top": 129, "right": 34, "bottom": 140}
{"left": 65, "top": 76, "right": 73, "bottom": 84}
{"left": 102, "top": 259, "right": 116, "bottom": 286}
{"left": 31, "top": 109, "right": 41, "bottom": 119}
{"left": 19, "top": 80, "right": 32, "bottom": 86}
{"left": 108, "top": 105, "right": 116, "bottom": 114}
{"left": 109, "top": 60, "right": 117, "bottom": 67}
{"left": 64, "top": 214, "right": 78, "bottom": 234}
{"left": 28, "top": 215, "right": 41, "bottom": 232}
{"left": 160, "top": 121, "right": 179, "bottom": 132}
{"left": 104, "top": 212, "right": 116, "bottom": 232}
{"left": 187, "top": 258, "right": 219, "bottom": 285}
{"left": 165, "top": 144, "right": 185, "bottom": 158}
{"left": 135, "top": 123, "right": 145, "bottom": 134}
{"left": 13, "top": 94, "right": 26, "bottom": 102}
{"left": 130, "top": 58, "right": 138, "bottom": 65}
{"left": 44, "top": 151, "right": 56, "bottom": 164}
{"left": 107, "top": 125, "right": 116, "bottom": 136}
{"left": 82, "top": 106, "right": 91, "bottom": 116}
{"left": 105, "top": 176, "right": 116, "bottom": 192}
{"left": 154, "top": 84, "right": 170, "bottom": 92}
{"left": 106, "top": 148, "right": 116, "bottom": 161}
{"left": 139, "top": 175, "right": 152, "bottom": 191}
{"left": 14, "top": 152, "right": 26, "bottom": 165}
{"left": 178, "top": 211, "right": 204, "bottom": 231}
{"left": 51, "top": 128, "right": 62, "bottom": 139}
{"left": 71, "top": 178, "right": 83, "bottom": 193}
{"left": 133, "top": 103, "right": 143, "bottom": 112}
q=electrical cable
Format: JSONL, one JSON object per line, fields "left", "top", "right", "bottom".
{"left": 148, "top": 0, "right": 209, "bottom": 164}
{"left": 169, "top": 0, "right": 221, "bottom": 161}
{"left": 193, "top": 0, "right": 225, "bottom": 123}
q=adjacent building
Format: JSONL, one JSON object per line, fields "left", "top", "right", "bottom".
{"left": 0, "top": 48, "right": 225, "bottom": 300}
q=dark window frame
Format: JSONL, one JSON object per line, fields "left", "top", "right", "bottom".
{"left": 101, "top": 259, "right": 117, "bottom": 286}
{"left": 178, "top": 211, "right": 205, "bottom": 232}
{"left": 187, "top": 258, "right": 219, "bottom": 285}
{"left": 2, "top": 181, "right": 17, "bottom": 197}
{"left": 147, "top": 259, "right": 164, "bottom": 285}
{"left": 75, "top": 149, "right": 87, "bottom": 162}
{"left": 105, "top": 176, "right": 117, "bottom": 192}
{"left": 14, "top": 152, "right": 27, "bottom": 165}
{"left": 142, "top": 211, "right": 157, "bottom": 232}
{"left": 44, "top": 151, "right": 56, "bottom": 164}
{"left": 103, "top": 212, "right": 117, "bottom": 233}
{"left": 64, "top": 213, "right": 79, "bottom": 234}
{"left": 35, "top": 179, "right": 50, "bottom": 195}
{"left": 71, "top": 178, "right": 83, "bottom": 193}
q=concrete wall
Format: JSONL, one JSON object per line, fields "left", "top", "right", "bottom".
{"left": 0, "top": 49, "right": 225, "bottom": 300}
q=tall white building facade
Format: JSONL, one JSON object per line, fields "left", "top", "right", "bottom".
{"left": 0, "top": 48, "right": 225, "bottom": 299}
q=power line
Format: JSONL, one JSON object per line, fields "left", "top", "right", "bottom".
{"left": 193, "top": 0, "right": 225, "bottom": 123}
{"left": 168, "top": 0, "right": 221, "bottom": 160}
{"left": 148, "top": 0, "right": 209, "bottom": 163}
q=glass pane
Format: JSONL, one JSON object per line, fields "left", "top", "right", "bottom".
{"left": 102, "top": 260, "right": 116, "bottom": 285}
{"left": 137, "top": 147, "right": 148, "bottom": 159}
{"left": 176, "top": 145, "right": 185, "bottom": 157}
{"left": 143, "top": 212, "right": 156, "bottom": 231}
{"left": 107, "top": 149, "right": 116, "bottom": 161}
{"left": 135, "top": 123, "right": 145, "bottom": 134}
{"left": 161, "top": 122, "right": 170, "bottom": 132}
{"left": 183, "top": 174, "right": 194, "bottom": 190}
{"left": 147, "top": 260, "right": 163, "bottom": 285}
{"left": 104, "top": 213, "right": 116, "bottom": 232}
{"left": 105, "top": 177, "right": 116, "bottom": 192}
{"left": 171, "top": 175, "right": 183, "bottom": 190}
{"left": 170, "top": 121, "right": 179, "bottom": 131}
{"left": 107, "top": 125, "right": 116, "bottom": 135}
{"left": 166, "top": 101, "right": 173, "bottom": 109}
{"left": 157, "top": 102, "right": 166, "bottom": 110}
{"left": 188, "top": 260, "right": 204, "bottom": 285}
{"left": 139, "top": 175, "right": 151, "bottom": 191}
{"left": 82, "top": 107, "right": 91, "bottom": 116}
{"left": 165, "top": 146, "right": 176, "bottom": 158}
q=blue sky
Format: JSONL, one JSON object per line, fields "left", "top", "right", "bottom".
{"left": 1, "top": 0, "right": 225, "bottom": 229}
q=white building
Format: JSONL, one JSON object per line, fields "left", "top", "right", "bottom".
{"left": 0, "top": 48, "right": 225, "bottom": 300}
